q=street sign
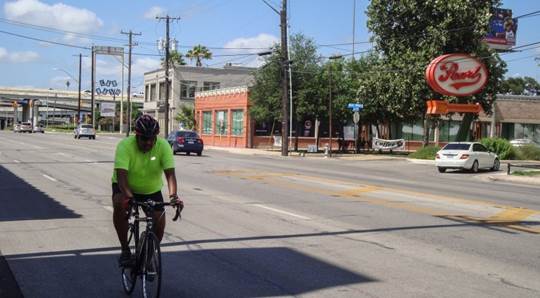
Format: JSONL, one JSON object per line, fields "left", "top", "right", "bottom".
{"left": 353, "top": 112, "right": 360, "bottom": 124}
{"left": 347, "top": 103, "right": 364, "bottom": 112}
{"left": 94, "top": 46, "right": 124, "bottom": 56}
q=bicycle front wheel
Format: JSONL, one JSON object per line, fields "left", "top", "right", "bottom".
{"left": 141, "top": 232, "right": 162, "bottom": 298}
{"left": 121, "top": 224, "right": 138, "bottom": 294}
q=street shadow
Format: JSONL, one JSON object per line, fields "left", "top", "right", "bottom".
{"left": 0, "top": 165, "right": 81, "bottom": 221}
{"left": 6, "top": 247, "right": 374, "bottom": 298}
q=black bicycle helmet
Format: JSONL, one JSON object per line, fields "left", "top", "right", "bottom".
{"left": 134, "top": 114, "right": 160, "bottom": 137}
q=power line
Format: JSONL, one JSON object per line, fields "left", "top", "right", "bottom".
{"left": 515, "top": 10, "right": 540, "bottom": 19}
{"left": 0, "top": 29, "right": 90, "bottom": 50}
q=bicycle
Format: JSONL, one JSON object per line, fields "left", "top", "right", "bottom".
{"left": 121, "top": 199, "right": 181, "bottom": 298}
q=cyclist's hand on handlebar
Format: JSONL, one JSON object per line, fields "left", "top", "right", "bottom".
{"left": 169, "top": 194, "right": 184, "bottom": 209}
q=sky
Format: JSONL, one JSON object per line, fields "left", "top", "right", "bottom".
{"left": 0, "top": 0, "right": 539, "bottom": 93}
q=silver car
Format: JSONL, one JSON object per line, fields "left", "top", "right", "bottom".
{"left": 74, "top": 124, "right": 96, "bottom": 139}
{"left": 33, "top": 125, "right": 45, "bottom": 133}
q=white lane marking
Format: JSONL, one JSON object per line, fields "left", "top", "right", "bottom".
{"left": 103, "top": 206, "right": 114, "bottom": 212}
{"left": 42, "top": 174, "right": 58, "bottom": 182}
{"left": 13, "top": 159, "right": 20, "bottom": 163}
{"left": 252, "top": 204, "right": 311, "bottom": 220}
{"left": 85, "top": 159, "right": 93, "bottom": 163}
{"left": 56, "top": 152, "right": 69, "bottom": 157}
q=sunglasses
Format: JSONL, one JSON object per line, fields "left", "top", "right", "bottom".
{"left": 137, "top": 135, "right": 156, "bottom": 142}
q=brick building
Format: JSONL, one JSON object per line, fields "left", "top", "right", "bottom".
{"left": 194, "top": 90, "right": 540, "bottom": 150}
{"left": 194, "top": 87, "right": 252, "bottom": 148}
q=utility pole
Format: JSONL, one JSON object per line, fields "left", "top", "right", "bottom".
{"left": 121, "top": 30, "right": 141, "bottom": 137}
{"left": 157, "top": 15, "right": 181, "bottom": 137}
{"left": 91, "top": 46, "right": 96, "bottom": 127}
{"left": 76, "top": 53, "right": 84, "bottom": 125}
{"left": 280, "top": 0, "right": 289, "bottom": 156}
{"left": 352, "top": 0, "right": 357, "bottom": 60}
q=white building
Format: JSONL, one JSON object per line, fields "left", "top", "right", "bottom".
{"left": 143, "top": 64, "right": 255, "bottom": 133}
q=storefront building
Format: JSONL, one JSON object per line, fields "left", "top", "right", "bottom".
{"left": 195, "top": 89, "right": 540, "bottom": 150}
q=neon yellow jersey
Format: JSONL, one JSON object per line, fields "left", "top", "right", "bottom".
{"left": 111, "top": 136, "right": 175, "bottom": 194}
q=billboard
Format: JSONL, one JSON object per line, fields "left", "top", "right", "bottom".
{"left": 484, "top": 8, "right": 518, "bottom": 50}
{"left": 100, "top": 102, "right": 116, "bottom": 117}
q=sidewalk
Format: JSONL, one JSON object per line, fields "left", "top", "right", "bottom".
{"left": 207, "top": 146, "right": 540, "bottom": 186}
{"left": 205, "top": 146, "right": 408, "bottom": 161}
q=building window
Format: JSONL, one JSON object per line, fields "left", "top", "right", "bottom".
{"left": 439, "top": 120, "right": 461, "bottom": 142}
{"left": 202, "top": 112, "right": 212, "bottom": 134}
{"left": 215, "top": 110, "right": 228, "bottom": 135}
{"left": 180, "top": 81, "right": 197, "bottom": 99}
{"left": 159, "top": 81, "right": 166, "bottom": 100}
{"left": 401, "top": 121, "right": 427, "bottom": 141}
{"left": 501, "top": 123, "right": 514, "bottom": 140}
{"left": 203, "top": 82, "right": 220, "bottom": 91}
{"left": 232, "top": 110, "right": 244, "bottom": 136}
{"left": 150, "top": 84, "right": 156, "bottom": 101}
{"left": 145, "top": 85, "right": 149, "bottom": 102}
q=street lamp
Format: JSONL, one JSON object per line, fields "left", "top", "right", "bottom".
{"left": 327, "top": 54, "right": 343, "bottom": 157}
{"left": 53, "top": 67, "right": 78, "bottom": 83}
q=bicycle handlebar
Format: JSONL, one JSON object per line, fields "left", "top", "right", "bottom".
{"left": 129, "top": 200, "right": 183, "bottom": 221}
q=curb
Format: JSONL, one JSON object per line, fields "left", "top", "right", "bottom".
{"left": 0, "top": 252, "right": 23, "bottom": 298}
{"left": 485, "top": 174, "right": 540, "bottom": 186}
{"left": 406, "top": 158, "right": 435, "bottom": 165}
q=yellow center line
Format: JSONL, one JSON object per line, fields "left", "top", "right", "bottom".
{"left": 213, "top": 169, "right": 540, "bottom": 234}
{"left": 487, "top": 208, "right": 539, "bottom": 223}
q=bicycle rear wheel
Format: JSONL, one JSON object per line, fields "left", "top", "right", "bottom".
{"left": 141, "top": 232, "right": 162, "bottom": 298}
{"left": 121, "top": 226, "right": 138, "bottom": 294}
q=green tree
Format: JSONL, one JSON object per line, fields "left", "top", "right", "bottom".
{"left": 249, "top": 45, "right": 282, "bottom": 125}
{"left": 161, "top": 50, "right": 186, "bottom": 67}
{"left": 175, "top": 104, "right": 195, "bottom": 130}
{"left": 186, "top": 45, "right": 212, "bottom": 67}
{"left": 366, "top": 0, "right": 507, "bottom": 142}
{"left": 500, "top": 76, "right": 540, "bottom": 95}
{"left": 249, "top": 34, "right": 327, "bottom": 150}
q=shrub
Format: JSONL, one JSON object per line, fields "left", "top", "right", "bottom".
{"left": 515, "top": 144, "right": 540, "bottom": 161}
{"left": 480, "top": 137, "right": 515, "bottom": 160}
{"left": 408, "top": 145, "right": 440, "bottom": 160}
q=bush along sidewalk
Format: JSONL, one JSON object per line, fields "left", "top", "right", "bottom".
{"left": 514, "top": 144, "right": 540, "bottom": 161}
{"left": 480, "top": 137, "right": 515, "bottom": 160}
{"left": 408, "top": 146, "right": 440, "bottom": 160}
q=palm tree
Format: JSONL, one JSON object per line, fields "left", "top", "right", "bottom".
{"left": 175, "top": 104, "right": 195, "bottom": 130}
{"left": 186, "top": 45, "right": 212, "bottom": 67}
{"left": 161, "top": 50, "right": 186, "bottom": 67}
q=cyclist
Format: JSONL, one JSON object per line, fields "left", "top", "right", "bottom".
{"left": 111, "top": 114, "right": 183, "bottom": 266}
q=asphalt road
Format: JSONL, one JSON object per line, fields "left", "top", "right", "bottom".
{"left": 0, "top": 131, "right": 539, "bottom": 298}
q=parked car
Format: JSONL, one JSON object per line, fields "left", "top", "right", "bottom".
{"left": 510, "top": 138, "right": 539, "bottom": 147}
{"left": 167, "top": 130, "right": 203, "bottom": 156}
{"left": 74, "top": 124, "right": 96, "bottom": 139}
{"left": 32, "top": 124, "right": 45, "bottom": 133}
{"left": 13, "top": 123, "right": 21, "bottom": 133}
{"left": 435, "top": 142, "right": 499, "bottom": 173}
{"left": 19, "top": 121, "right": 33, "bottom": 133}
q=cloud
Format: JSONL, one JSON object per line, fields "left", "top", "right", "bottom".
{"left": 222, "top": 33, "right": 279, "bottom": 67}
{"left": 132, "top": 57, "right": 161, "bottom": 75}
{"left": 0, "top": 47, "right": 39, "bottom": 63}
{"left": 144, "top": 6, "right": 166, "bottom": 19}
{"left": 4, "top": 0, "right": 103, "bottom": 35}
{"left": 224, "top": 33, "right": 278, "bottom": 53}
{"left": 86, "top": 57, "right": 160, "bottom": 85}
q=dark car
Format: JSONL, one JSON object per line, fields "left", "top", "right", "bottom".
{"left": 167, "top": 130, "right": 204, "bottom": 156}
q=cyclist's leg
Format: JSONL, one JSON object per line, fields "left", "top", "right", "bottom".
{"left": 112, "top": 183, "right": 129, "bottom": 250}
{"left": 146, "top": 191, "right": 166, "bottom": 242}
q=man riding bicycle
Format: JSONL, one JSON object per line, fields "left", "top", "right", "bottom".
{"left": 111, "top": 114, "right": 183, "bottom": 266}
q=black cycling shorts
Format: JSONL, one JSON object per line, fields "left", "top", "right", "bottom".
{"left": 112, "top": 183, "right": 164, "bottom": 211}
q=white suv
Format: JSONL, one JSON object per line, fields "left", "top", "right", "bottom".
{"left": 435, "top": 142, "right": 500, "bottom": 173}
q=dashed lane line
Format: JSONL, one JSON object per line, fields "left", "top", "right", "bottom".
{"left": 252, "top": 204, "right": 311, "bottom": 220}
{"left": 42, "top": 174, "right": 58, "bottom": 182}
